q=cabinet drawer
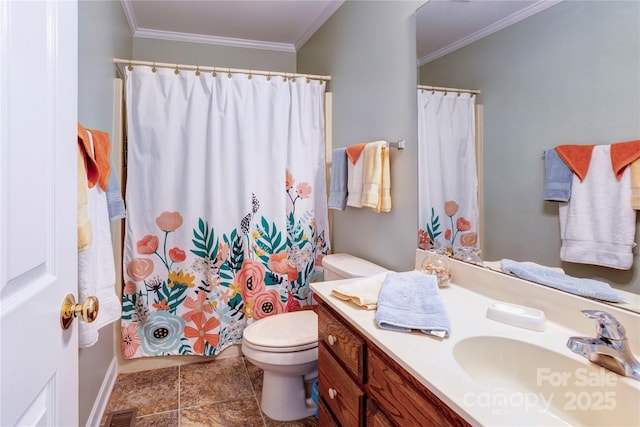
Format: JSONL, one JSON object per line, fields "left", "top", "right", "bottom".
{"left": 318, "top": 401, "right": 340, "bottom": 427}
{"left": 367, "top": 347, "right": 470, "bottom": 427}
{"left": 365, "top": 400, "right": 393, "bottom": 427}
{"left": 319, "top": 343, "right": 365, "bottom": 427}
{"left": 318, "top": 304, "right": 365, "bottom": 381}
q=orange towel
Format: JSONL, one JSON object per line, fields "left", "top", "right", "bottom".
{"left": 555, "top": 144, "right": 596, "bottom": 182}
{"left": 89, "top": 129, "right": 112, "bottom": 191}
{"left": 346, "top": 142, "right": 367, "bottom": 165}
{"left": 77, "top": 123, "right": 111, "bottom": 191}
{"left": 610, "top": 139, "right": 640, "bottom": 180}
{"left": 78, "top": 123, "right": 99, "bottom": 188}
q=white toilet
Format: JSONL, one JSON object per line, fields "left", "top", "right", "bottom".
{"left": 241, "top": 253, "right": 387, "bottom": 421}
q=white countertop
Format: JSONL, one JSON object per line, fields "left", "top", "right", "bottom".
{"left": 310, "top": 262, "right": 640, "bottom": 427}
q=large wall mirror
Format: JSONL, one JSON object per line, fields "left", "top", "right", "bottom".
{"left": 416, "top": 0, "right": 640, "bottom": 312}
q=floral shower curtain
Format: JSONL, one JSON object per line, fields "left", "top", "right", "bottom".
{"left": 417, "top": 90, "right": 478, "bottom": 253}
{"left": 121, "top": 66, "right": 330, "bottom": 358}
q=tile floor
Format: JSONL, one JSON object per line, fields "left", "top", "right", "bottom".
{"left": 102, "top": 356, "right": 318, "bottom": 427}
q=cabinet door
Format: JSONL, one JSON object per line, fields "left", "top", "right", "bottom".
{"left": 319, "top": 343, "right": 365, "bottom": 426}
{"left": 367, "top": 347, "right": 470, "bottom": 427}
{"left": 366, "top": 400, "right": 393, "bottom": 427}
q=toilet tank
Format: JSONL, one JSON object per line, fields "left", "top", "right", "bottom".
{"left": 322, "top": 253, "right": 388, "bottom": 281}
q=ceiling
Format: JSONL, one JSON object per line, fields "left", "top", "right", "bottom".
{"left": 121, "top": 0, "right": 560, "bottom": 64}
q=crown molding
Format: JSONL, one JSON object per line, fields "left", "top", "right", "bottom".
{"left": 120, "top": 0, "right": 137, "bottom": 36}
{"left": 133, "top": 28, "right": 296, "bottom": 53}
{"left": 417, "top": 0, "right": 561, "bottom": 67}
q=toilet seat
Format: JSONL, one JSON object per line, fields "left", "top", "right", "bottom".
{"left": 242, "top": 310, "right": 318, "bottom": 353}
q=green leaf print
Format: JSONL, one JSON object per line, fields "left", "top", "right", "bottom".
{"left": 427, "top": 207, "right": 442, "bottom": 242}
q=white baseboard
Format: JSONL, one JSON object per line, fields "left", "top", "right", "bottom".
{"left": 85, "top": 357, "right": 118, "bottom": 427}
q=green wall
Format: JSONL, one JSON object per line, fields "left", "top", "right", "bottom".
{"left": 420, "top": 1, "right": 640, "bottom": 293}
{"left": 298, "top": 0, "right": 423, "bottom": 271}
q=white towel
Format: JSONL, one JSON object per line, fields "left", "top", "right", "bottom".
{"left": 347, "top": 151, "right": 364, "bottom": 208}
{"left": 559, "top": 145, "right": 637, "bottom": 270}
{"left": 331, "top": 272, "right": 388, "bottom": 310}
{"left": 78, "top": 131, "right": 122, "bottom": 347}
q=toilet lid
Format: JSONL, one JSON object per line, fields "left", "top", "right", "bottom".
{"left": 243, "top": 310, "right": 318, "bottom": 351}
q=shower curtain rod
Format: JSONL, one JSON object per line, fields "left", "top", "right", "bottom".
{"left": 113, "top": 58, "right": 332, "bottom": 82}
{"left": 418, "top": 84, "right": 481, "bottom": 95}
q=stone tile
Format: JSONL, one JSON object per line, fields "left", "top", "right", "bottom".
{"left": 180, "top": 357, "right": 254, "bottom": 408}
{"left": 264, "top": 415, "right": 319, "bottom": 427}
{"left": 135, "top": 410, "right": 179, "bottom": 427}
{"left": 180, "top": 399, "right": 265, "bottom": 427}
{"left": 105, "top": 367, "right": 179, "bottom": 417}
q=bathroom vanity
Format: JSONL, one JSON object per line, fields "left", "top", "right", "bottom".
{"left": 310, "top": 250, "right": 640, "bottom": 426}
{"left": 316, "top": 298, "right": 469, "bottom": 426}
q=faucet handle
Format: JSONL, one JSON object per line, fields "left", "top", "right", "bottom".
{"left": 582, "top": 310, "right": 626, "bottom": 340}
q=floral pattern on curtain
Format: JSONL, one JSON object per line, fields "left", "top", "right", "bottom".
{"left": 417, "top": 90, "right": 479, "bottom": 255}
{"left": 121, "top": 66, "right": 330, "bottom": 358}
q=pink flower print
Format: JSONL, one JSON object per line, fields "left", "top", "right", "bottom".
{"left": 288, "top": 265, "right": 299, "bottom": 282}
{"left": 216, "top": 243, "right": 229, "bottom": 265}
{"left": 137, "top": 235, "right": 159, "bottom": 255}
{"left": 237, "top": 259, "right": 266, "bottom": 299}
{"left": 218, "top": 287, "right": 232, "bottom": 305}
{"left": 182, "top": 291, "right": 213, "bottom": 322}
{"left": 296, "top": 182, "right": 312, "bottom": 199}
{"left": 444, "top": 201, "right": 459, "bottom": 217}
{"left": 156, "top": 211, "right": 183, "bottom": 232}
{"left": 444, "top": 229, "right": 452, "bottom": 241}
{"left": 169, "top": 247, "right": 186, "bottom": 262}
{"left": 121, "top": 323, "right": 141, "bottom": 359}
{"left": 285, "top": 170, "right": 295, "bottom": 190}
{"left": 285, "top": 293, "right": 301, "bottom": 312}
{"left": 252, "top": 290, "right": 285, "bottom": 320}
{"left": 127, "top": 258, "right": 155, "bottom": 281}
{"left": 460, "top": 232, "right": 478, "bottom": 247}
{"left": 184, "top": 312, "right": 220, "bottom": 355}
{"left": 456, "top": 217, "right": 471, "bottom": 232}
{"left": 268, "top": 251, "right": 289, "bottom": 274}
{"left": 123, "top": 281, "right": 137, "bottom": 295}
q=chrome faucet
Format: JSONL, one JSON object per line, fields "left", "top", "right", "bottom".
{"left": 567, "top": 310, "right": 640, "bottom": 381}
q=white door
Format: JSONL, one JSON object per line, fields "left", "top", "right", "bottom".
{"left": 1, "top": 1, "right": 79, "bottom": 426}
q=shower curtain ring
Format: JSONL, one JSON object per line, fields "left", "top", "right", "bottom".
{"left": 212, "top": 67, "right": 217, "bottom": 77}
{"left": 248, "top": 69, "right": 252, "bottom": 80}
{"left": 306, "top": 74, "right": 310, "bottom": 84}
{"left": 174, "top": 64, "right": 180, "bottom": 75}
{"left": 128, "top": 59, "right": 133, "bottom": 71}
{"left": 152, "top": 62, "right": 156, "bottom": 73}
{"left": 267, "top": 71, "right": 271, "bottom": 81}
{"left": 195, "top": 65, "right": 200, "bottom": 76}
{"left": 228, "top": 68, "right": 232, "bottom": 79}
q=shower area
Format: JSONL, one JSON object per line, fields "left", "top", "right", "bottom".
{"left": 114, "top": 60, "right": 333, "bottom": 361}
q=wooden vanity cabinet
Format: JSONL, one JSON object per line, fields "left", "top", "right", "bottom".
{"left": 317, "top": 300, "right": 470, "bottom": 427}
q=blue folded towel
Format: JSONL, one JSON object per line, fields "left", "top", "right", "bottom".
{"left": 543, "top": 148, "right": 573, "bottom": 202}
{"left": 375, "top": 272, "right": 451, "bottom": 337}
{"left": 328, "top": 148, "right": 348, "bottom": 210}
{"left": 500, "top": 259, "right": 624, "bottom": 303}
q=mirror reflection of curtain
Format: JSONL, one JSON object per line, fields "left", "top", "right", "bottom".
{"left": 121, "top": 66, "right": 330, "bottom": 358}
{"left": 417, "top": 90, "right": 479, "bottom": 253}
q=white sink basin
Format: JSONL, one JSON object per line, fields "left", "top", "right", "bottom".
{"left": 454, "top": 336, "right": 640, "bottom": 426}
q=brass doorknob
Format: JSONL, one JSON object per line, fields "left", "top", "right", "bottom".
{"left": 60, "top": 294, "right": 99, "bottom": 330}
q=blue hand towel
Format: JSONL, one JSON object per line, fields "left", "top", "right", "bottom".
{"left": 375, "top": 272, "right": 451, "bottom": 337}
{"left": 328, "top": 148, "right": 348, "bottom": 210}
{"left": 106, "top": 154, "right": 126, "bottom": 221}
{"left": 500, "top": 259, "right": 624, "bottom": 303}
{"left": 543, "top": 148, "right": 573, "bottom": 202}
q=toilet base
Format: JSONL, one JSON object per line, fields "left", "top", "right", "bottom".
{"left": 260, "top": 370, "right": 317, "bottom": 421}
